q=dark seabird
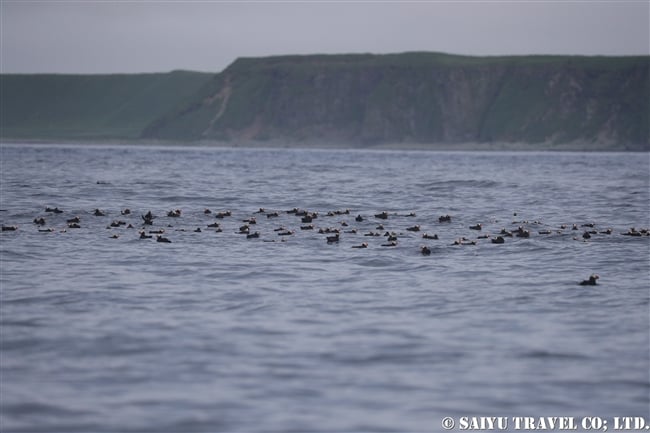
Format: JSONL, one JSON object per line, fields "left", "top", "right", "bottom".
{"left": 301, "top": 224, "right": 314, "bottom": 230}
{"left": 582, "top": 231, "right": 591, "bottom": 240}
{"left": 491, "top": 236, "right": 505, "bottom": 244}
{"left": 516, "top": 229, "right": 530, "bottom": 238}
{"left": 243, "top": 217, "right": 257, "bottom": 224}
{"left": 46, "top": 207, "right": 63, "bottom": 214}
{"left": 352, "top": 242, "right": 368, "bottom": 249}
{"left": 579, "top": 275, "right": 599, "bottom": 286}
{"left": 266, "top": 212, "right": 280, "bottom": 218}
{"left": 375, "top": 211, "right": 389, "bottom": 220}
{"left": 204, "top": 208, "right": 212, "bottom": 214}
{"left": 439, "top": 215, "right": 451, "bottom": 223}
{"left": 110, "top": 234, "right": 119, "bottom": 239}
{"left": 215, "top": 211, "right": 232, "bottom": 219}
{"left": 623, "top": 228, "right": 642, "bottom": 236}
{"left": 420, "top": 246, "right": 431, "bottom": 255}
{"left": 94, "top": 209, "right": 105, "bottom": 216}
{"left": 149, "top": 229, "right": 165, "bottom": 234}
{"left": 406, "top": 225, "right": 420, "bottom": 232}
{"left": 194, "top": 228, "right": 202, "bottom": 233}
{"left": 239, "top": 225, "right": 250, "bottom": 234}
{"left": 2, "top": 225, "right": 17, "bottom": 231}
{"left": 207, "top": 222, "right": 220, "bottom": 228}
{"left": 381, "top": 241, "right": 397, "bottom": 247}
{"left": 422, "top": 233, "right": 438, "bottom": 240}
{"left": 167, "top": 209, "right": 181, "bottom": 217}
{"left": 326, "top": 234, "right": 340, "bottom": 243}
{"left": 278, "top": 230, "right": 294, "bottom": 236}
{"left": 319, "top": 227, "right": 340, "bottom": 234}
{"left": 256, "top": 208, "right": 266, "bottom": 214}
{"left": 355, "top": 215, "right": 364, "bottom": 222}
{"left": 68, "top": 223, "right": 81, "bottom": 229}
{"left": 121, "top": 209, "right": 131, "bottom": 215}
{"left": 247, "top": 232, "right": 260, "bottom": 239}
{"left": 469, "top": 224, "right": 482, "bottom": 230}
{"left": 33, "top": 217, "right": 46, "bottom": 225}
{"left": 156, "top": 235, "right": 172, "bottom": 243}
{"left": 139, "top": 231, "right": 152, "bottom": 239}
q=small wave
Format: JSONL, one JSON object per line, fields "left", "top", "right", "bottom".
{"left": 417, "top": 179, "right": 501, "bottom": 191}
{"left": 321, "top": 349, "right": 455, "bottom": 366}
{"left": 0, "top": 318, "right": 43, "bottom": 328}
{"left": 521, "top": 349, "right": 590, "bottom": 360}
{"left": 2, "top": 401, "right": 93, "bottom": 417}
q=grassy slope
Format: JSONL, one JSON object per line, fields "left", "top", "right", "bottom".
{"left": 143, "top": 52, "right": 649, "bottom": 148}
{"left": 2, "top": 53, "right": 648, "bottom": 148}
{"left": 1, "top": 71, "right": 213, "bottom": 140}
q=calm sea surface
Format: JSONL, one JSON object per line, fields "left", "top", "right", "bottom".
{"left": 1, "top": 143, "right": 649, "bottom": 432}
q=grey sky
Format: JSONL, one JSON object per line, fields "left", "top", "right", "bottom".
{"left": 2, "top": 1, "right": 648, "bottom": 74}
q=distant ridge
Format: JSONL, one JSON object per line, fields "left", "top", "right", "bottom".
{"left": 1, "top": 71, "right": 213, "bottom": 140}
{"left": 2, "top": 52, "right": 649, "bottom": 150}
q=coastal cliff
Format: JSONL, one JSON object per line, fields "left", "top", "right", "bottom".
{"left": 142, "top": 53, "right": 649, "bottom": 149}
{"left": 2, "top": 53, "right": 648, "bottom": 149}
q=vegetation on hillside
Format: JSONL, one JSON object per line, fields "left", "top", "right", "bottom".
{"left": 2, "top": 53, "right": 648, "bottom": 149}
{"left": 143, "top": 53, "right": 649, "bottom": 149}
{"left": 1, "top": 71, "right": 212, "bottom": 139}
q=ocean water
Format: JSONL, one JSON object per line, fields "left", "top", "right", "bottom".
{"left": 0, "top": 143, "right": 648, "bottom": 432}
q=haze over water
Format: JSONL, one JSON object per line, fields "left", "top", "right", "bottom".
{"left": 1, "top": 143, "right": 649, "bottom": 432}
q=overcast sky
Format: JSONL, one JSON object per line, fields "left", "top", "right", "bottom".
{"left": 1, "top": 1, "right": 648, "bottom": 74}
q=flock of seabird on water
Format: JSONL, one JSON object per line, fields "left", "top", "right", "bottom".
{"left": 2, "top": 205, "right": 649, "bottom": 286}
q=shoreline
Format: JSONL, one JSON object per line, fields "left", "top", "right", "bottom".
{"left": 1, "top": 137, "right": 646, "bottom": 152}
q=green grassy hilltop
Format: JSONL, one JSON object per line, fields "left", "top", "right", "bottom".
{"left": 2, "top": 53, "right": 648, "bottom": 149}
{"left": 1, "top": 71, "right": 212, "bottom": 140}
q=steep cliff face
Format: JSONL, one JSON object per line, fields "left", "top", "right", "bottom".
{"left": 142, "top": 53, "right": 649, "bottom": 149}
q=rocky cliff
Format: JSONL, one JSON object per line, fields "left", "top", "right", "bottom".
{"left": 142, "top": 53, "right": 649, "bottom": 149}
